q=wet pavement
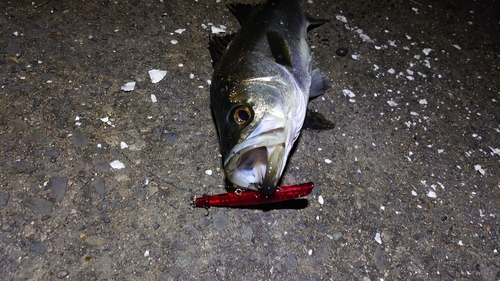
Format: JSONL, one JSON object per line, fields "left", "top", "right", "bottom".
{"left": 0, "top": 0, "right": 499, "bottom": 280}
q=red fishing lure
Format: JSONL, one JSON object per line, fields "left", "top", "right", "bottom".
{"left": 193, "top": 182, "right": 314, "bottom": 208}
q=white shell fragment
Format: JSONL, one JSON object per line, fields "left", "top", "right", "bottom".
{"left": 335, "top": 15, "right": 347, "bottom": 23}
{"left": 342, "top": 89, "right": 356, "bottom": 98}
{"left": 211, "top": 26, "right": 225, "bottom": 34}
{"left": 174, "top": 28, "right": 186, "bottom": 34}
{"left": 110, "top": 160, "right": 125, "bottom": 169}
{"left": 324, "top": 159, "right": 332, "bottom": 164}
{"left": 151, "top": 94, "right": 157, "bottom": 103}
{"left": 318, "top": 195, "right": 324, "bottom": 205}
{"left": 387, "top": 100, "right": 398, "bottom": 107}
{"left": 75, "top": 116, "right": 82, "bottom": 126}
{"left": 120, "top": 142, "right": 128, "bottom": 149}
{"left": 205, "top": 169, "right": 213, "bottom": 175}
{"left": 99, "top": 116, "right": 115, "bottom": 127}
{"left": 427, "top": 190, "right": 437, "bottom": 198}
{"left": 375, "top": 232, "right": 382, "bottom": 244}
{"left": 148, "top": 69, "right": 167, "bottom": 84}
{"left": 121, "top": 81, "right": 136, "bottom": 92}
{"left": 474, "top": 164, "right": 485, "bottom": 176}
{"left": 359, "top": 33, "right": 373, "bottom": 43}
{"left": 489, "top": 146, "right": 500, "bottom": 157}
{"left": 422, "top": 48, "right": 432, "bottom": 56}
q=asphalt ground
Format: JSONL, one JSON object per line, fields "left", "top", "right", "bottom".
{"left": 0, "top": 0, "right": 498, "bottom": 280}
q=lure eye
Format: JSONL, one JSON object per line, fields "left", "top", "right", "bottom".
{"left": 231, "top": 105, "right": 253, "bottom": 125}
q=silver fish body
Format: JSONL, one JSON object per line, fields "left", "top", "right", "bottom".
{"left": 209, "top": 0, "right": 329, "bottom": 194}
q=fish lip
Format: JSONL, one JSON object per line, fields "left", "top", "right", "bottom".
{"left": 224, "top": 130, "right": 286, "bottom": 191}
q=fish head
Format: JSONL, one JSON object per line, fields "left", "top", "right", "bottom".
{"left": 211, "top": 76, "right": 306, "bottom": 194}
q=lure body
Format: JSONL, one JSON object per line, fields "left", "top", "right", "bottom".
{"left": 193, "top": 182, "right": 314, "bottom": 208}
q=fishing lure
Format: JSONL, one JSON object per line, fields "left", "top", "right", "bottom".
{"left": 193, "top": 182, "right": 314, "bottom": 208}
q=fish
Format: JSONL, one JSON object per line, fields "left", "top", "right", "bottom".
{"left": 209, "top": 0, "right": 331, "bottom": 194}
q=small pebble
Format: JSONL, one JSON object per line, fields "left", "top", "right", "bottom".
{"left": 176, "top": 256, "right": 192, "bottom": 268}
{"left": 25, "top": 197, "right": 53, "bottom": 214}
{"left": 56, "top": 269, "right": 69, "bottom": 278}
{"left": 0, "top": 192, "right": 9, "bottom": 206}
{"left": 165, "top": 132, "right": 180, "bottom": 143}
{"left": 167, "top": 266, "right": 181, "bottom": 278}
{"left": 213, "top": 212, "right": 230, "bottom": 230}
{"left": 44, "top": 147, "right": 60, "bottom": 158}
{"left": 93, "top": 178, "right": 106, "bottom": 198}
{"left": 158, "top": 273, "right": 167, "bottom": 281}
{"left": 241, "top": 226, "right": 253, "bottom": 240}
{"left": 71, "top": 129, "right": 88, "bottom": 147}
{"left": 13, "top": 160, "right": 28, "bottom": 173}
{"left": 172, "top": 240, "right": 186, "bottom": 251}
{"left": 49, "top": 177, "right": 68, "bottom": 204}
{"left": 29, "top": 243, "right": 46, "bottom": 255}
{"left": 9, "top": 261, "right": 20, "bottom": 271}
{"left": 101, "top": 214, "right": 111, "bottom": 223}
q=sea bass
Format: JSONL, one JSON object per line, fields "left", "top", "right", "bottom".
{"left": 209, "top": 0, "right": 329, "bottom": 194}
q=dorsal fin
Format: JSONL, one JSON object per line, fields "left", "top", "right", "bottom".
{"left": 306, "top": 13, "right": 328, "bottom": 32}
{"left": 227, "top": 3, "right": 260, "bottom": 26}
{"left": 208, "top": 33, "right": 235, "bottom": 67}
{"left": 266, "top": 30, "right": 293, "bottom": 68}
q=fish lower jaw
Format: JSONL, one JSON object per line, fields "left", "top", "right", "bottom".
{"left": 225, "top": 144, "right": 284, "bottom": 190}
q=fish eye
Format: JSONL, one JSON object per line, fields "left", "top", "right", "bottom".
{"left": 231, "top": 105, "right": 253, "bottom": 125}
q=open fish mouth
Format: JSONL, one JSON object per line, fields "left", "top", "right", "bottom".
{"left": 224, "top": 127, "right": 286, "bottom": 193}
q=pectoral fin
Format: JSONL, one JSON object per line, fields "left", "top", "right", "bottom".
{"left": 309, "top": 68, "right": 331, "bottom": 98}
